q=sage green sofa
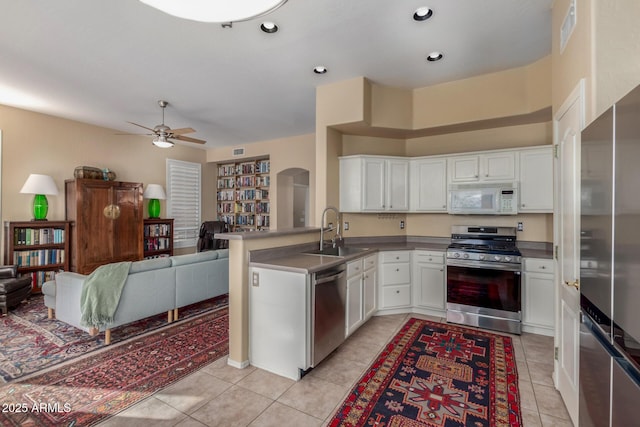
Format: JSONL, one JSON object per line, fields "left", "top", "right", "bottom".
{"left": 42, "top": 249, "right": 229, "bottom": 344}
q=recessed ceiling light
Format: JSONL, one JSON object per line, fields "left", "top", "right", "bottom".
{"left": 313, "top": 66, "right": 328, "bottom": 74}
{"left": 260, "top": 21, "right": 278, "bottom": 33}
{"left": 413, "top": 7, "right": 433, "bottom": 21}
{"left": 426, "top": 52, "right": 443, "bottom": 62}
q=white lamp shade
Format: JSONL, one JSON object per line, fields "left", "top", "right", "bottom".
{"left": 20, "top": 174, "right": 59, "bottom": 195}
{"left": 143, "top": 184, "right": 166, "bottom": 200}
{"left": 139, "top": 0, "right": 287, "bottom": 23}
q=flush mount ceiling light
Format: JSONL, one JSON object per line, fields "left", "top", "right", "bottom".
{"left": 313, "top": 66, "right": 328, "bottom": 74}
{"left": 413, "top": 7, "right": 433, "bottom": 21}
{"left": 260, "top": 21, "right": 278, "bottom": 33}
{"left": 426, "top": 51, "right": 443, "bottom": 61}
{"left": 139, "top": 0, "right": 288, "bottom": 23}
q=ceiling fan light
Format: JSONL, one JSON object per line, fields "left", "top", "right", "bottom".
{"left": 139, "top": 0, "right": 288, "bottom": 23}
{"left": 152, "top": 135, "right": 174, "bottom": 148}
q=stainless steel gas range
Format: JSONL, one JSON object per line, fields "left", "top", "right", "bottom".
{"left": 446, "top": 225, "right": 522, "bottom": 334}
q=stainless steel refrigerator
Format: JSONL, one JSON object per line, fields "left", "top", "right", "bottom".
{"left": 580, "top": 84, "right": 640, "bottom": 427}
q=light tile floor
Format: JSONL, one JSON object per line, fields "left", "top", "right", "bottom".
{"left": 98, "top": 314, "right": 572, "bottom": 427}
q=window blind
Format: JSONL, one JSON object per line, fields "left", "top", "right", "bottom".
{"left": 166, "top": 159, "right": 201, "bottom": 248}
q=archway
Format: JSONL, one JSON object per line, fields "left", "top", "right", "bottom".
{"left": 276, "top": 168, "right": 309, "bottom": 228}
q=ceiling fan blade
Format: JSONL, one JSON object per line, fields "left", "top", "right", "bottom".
{"left": 174, "top": 134, "right": 206, "bottom": 144}
{"left": 169, "top": 127, "right": 196, "bottom": 135}
{"left": 115, "top": 132, "right": 153, "bottom": 136}
{"left": 127, "top": 121, "right": 157, "bottom": 132}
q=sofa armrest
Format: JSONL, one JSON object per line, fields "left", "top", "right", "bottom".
{"left": 54, "top": 271, "right": 90, "bottom": 332}
{"left": 0, "top": 265, "right": 18, "bottom": 279}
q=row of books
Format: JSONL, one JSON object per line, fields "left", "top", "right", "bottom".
{"left": 144, "top": 224, "right": 171, "bottom": 237}
{"left": 14, "top": 249, "right": 65, "bottom": 267}
{"left": 145, "top": 237, "right": 171, "bottom": 251}
{"left": 218, "top": 160, "right": 270, "bottom": 177}
{"left": 29, "top": 270, "right": 58, "bottom": 290}
{"left": 14, "top": 228, "right": 65, "bottom": 246}
{"left": 217, "top": 190, "right": 235, "bottom": 201}
{"left": 217, "top": 177, "right": 235, "bottom": 189}
{"left": 236, "top": 189, "right": 269, "bottom": 200}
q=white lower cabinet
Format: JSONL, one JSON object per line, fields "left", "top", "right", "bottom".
{"left": 248, "top": 267, "right": 309, "bottom": 380}
{"left": 378, "top": 251, "right": 412, "bottom": 311}
{"left": 346, "top": 258, "right": 364, "bottom": 336}
{"left": 363, "top": 254, "right": 377, "bottom": 319}
{"left": 346, "top": 254, "right": 378, "bottom": 337}
{"left": 412, "top": 250, "right": 446, "bottom": 315}
{"left": 522, "top": 258, "right": 555, "bottom": 335}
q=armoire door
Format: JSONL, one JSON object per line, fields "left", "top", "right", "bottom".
{"left": 112, "top": 183, "right": 143, "bottom": 261}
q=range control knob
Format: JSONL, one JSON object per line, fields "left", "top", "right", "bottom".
{"left": 463, "top": 253, "right": 470, "bottom": 259}
{"left": 493, "top": 255, "right": 502, "bottom": 261}
{"left": 478, "top": 254, "right": 486, "bottom": 260}
{"left": 504, "top": 256, "right": 512, "bottom": 262}
{"left": 453, "top": 252, "right": 460, "bottom": 258}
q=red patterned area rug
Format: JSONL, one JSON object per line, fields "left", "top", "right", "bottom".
{"left": 0, "top": 294, "right": 228, "bottom": 383}
{"left": 330, "top": 318, "right": 521, "bottom": 427}
{"left": 0, "top": 305, "right": 228, "bottom": 427}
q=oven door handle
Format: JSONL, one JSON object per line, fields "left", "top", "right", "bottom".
{"left": 446, "top": 259, "right": 522, "bottom": 272}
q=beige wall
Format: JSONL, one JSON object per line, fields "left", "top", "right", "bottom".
{"left": 205, "top": 133, "right": 316, "bottom": 229}
{"left": 593, "top": 0, "right": 640, "bottom": 116}
{"left": 0, "top": 104, "right": 213, "bottom": 258}
{"left": 551, "top": 0, "right": 594, "bottom": 121}
{"left": 406, "top": 122, "right": 552, "bottom": 157}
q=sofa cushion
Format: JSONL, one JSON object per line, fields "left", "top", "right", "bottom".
{"left": 171, "top": 251, "right": 219, "bottom": 267}
{"left": 129, "top": 257, "right": 172, "bottom": 274}
{"left": 216, "top": 249, "right": 229, "bottom": 259}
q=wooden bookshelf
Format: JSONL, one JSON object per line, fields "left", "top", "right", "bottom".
{"left": 3, "top": 221, "right": 71, "bottom": 293}
{"left": 143, "top": 218, "right": 174, "bottom": 259}
{"left": 217, "top": 157, "right": 270, "bottom": 231}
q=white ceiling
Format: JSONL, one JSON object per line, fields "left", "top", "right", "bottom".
{"left": 0, "top": 0, "right": 553, "bottom": 149}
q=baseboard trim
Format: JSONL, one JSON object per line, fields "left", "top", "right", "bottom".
{"left": 227, "top": 357, "right": 250, "bottom": 369}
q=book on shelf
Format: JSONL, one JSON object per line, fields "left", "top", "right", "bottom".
{"left": 14, "top": 227, "right": 65, "bottom": 246}
{"left": 13, "top": 249, "right": 65, "bottom": 267}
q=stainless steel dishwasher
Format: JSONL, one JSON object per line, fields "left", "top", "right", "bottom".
{"left": 311, "top": 263, "right": 347, "bottom": 367}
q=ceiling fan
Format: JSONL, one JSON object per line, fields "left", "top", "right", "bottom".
{"left": 127, "top": 100, "right": 206, "bottom": 147}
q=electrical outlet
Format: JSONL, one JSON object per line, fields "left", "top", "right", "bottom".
{"left": 252, "top": 272, "right": 259, "bottom": 287}
{"left": 517, "top": 222, "right": 524, "bottom": 231}
{"left": 400, "top": 220, "right": 405, "bottom": 229}
{"left": 343, "top": 221, "right": 349, "bottom": 231}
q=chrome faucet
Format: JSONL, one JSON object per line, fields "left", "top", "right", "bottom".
{"left": 320, "top": 206, "right": 343, "bottom": 250}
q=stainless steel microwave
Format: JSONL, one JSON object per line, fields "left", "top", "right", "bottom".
{"left": 448, "top": 182, "right": 518, "bottom": 215}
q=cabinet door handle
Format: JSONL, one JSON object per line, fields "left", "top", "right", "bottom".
{"left": 540, "top": 266, "right": 546, "bottom": 269}
{"left": 396, "top": 290, "right": 400, "bottom": 294}
{"left": 428, "top": 258, "right": 432, "bottom": 261}
{"left": 396, "top": 268, "right": 400, "bottom": 272}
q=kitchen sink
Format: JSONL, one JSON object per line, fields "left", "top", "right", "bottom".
{"left": 303, "top": 247, "right": 370, "bottom": 257}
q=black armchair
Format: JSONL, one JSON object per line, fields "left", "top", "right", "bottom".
{"left": 197, "top": 221, "right": 229, "bottom": 252}
{"left": 0, "top": 265, "right": 32, "bottom": 315}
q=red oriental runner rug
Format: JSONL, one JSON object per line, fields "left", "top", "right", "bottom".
{"left": 329, "top": 318, "right": 521, "bottom": 427}
{"left": 0, "top": 306, "right": 228, "bottom": 427}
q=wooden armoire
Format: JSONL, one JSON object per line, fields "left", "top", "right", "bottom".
{"left": 65, "top": 179, "right": 144, "bottom": 274}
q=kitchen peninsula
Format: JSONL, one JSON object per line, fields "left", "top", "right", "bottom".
{"left": 217, "top": 227, "right": 551, "bottom": 380}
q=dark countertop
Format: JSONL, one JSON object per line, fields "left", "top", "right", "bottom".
{"left": 249, "top": 236, "right": 552, "bottom": 273}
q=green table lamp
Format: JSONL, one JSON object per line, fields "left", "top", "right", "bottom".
{"left": 143, "top": 184, "right": 166, "bottom": 219}
{"left": 20, "top": 174, "right": 59, "bottom": 221}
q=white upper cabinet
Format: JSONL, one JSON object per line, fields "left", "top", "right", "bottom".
{"left": 386, "top": 159, "right": 410, "bottom": 211}
{"left": 362, "top": 157, "right": 386, "bottom": 211}
{"left": 449, "top": 151, "right": 517, "bottom": 183}
{"left": 409, "top": 157, "right": 447, "bottom": 212}
{"left": 519, "top": 146, "right": 554, "bottom": 212}
{"left": 340, "top": 156, "right": 409, "bottom": 212}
